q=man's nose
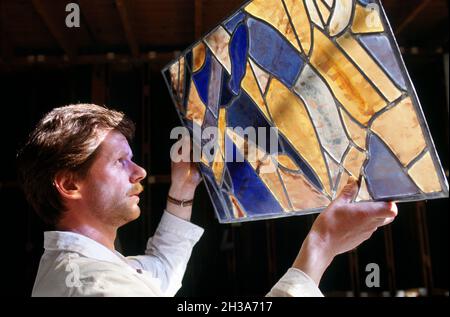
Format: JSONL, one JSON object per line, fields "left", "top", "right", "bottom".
{"left": 130, "top": 162, "right": 147, "bottom": 183}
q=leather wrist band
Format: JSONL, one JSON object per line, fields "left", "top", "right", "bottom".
{"left": 167, "top": 195, "right": 194, "bottom": 207}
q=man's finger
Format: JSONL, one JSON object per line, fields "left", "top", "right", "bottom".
{"left": 372, "top": 216, "right": 396, "bottom": 228}
{"left": 354, "top": 201, "right": 398, "bottom": 219}
{"left": 336, "top": 176, "right": 359, "bottom": 203}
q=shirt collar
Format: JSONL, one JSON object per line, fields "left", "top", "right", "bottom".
{"left": 43, "top": 231, "right": 129, "bottom": 266}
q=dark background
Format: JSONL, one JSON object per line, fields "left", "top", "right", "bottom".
{"left": 0, "top": 0, "right": 448, "bottom": 297}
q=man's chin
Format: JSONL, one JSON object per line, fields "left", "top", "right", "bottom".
{"left": 128, "top": 206, "right": 141, "bottom": 221}
{"left": 119, "top": 205, "right": 141, "bottom": 225}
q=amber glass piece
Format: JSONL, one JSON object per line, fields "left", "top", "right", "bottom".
{"left": 249, "top": 59, "right": 270, "bottom": 94}
{"left": 245, "top": 0, "right": 301, "bottom": 52}
{"left": 316, "top": 0, "right": 331, "bottom": 23}
{"left": 276, "top": 154, "right": 299, "bottom": 171}
{"left": 304, "top": 0, "right": 324, "bottom": 29}
{"left": 186, "top": 80, "right": 206, "bottom": 126}
{"left": 242, "top": 62, "right": 271, "bottom": 121}
{"left": 351, "top": 3, "right": 384, "bottom": 34}
{"left": 284, "top": 0, "right": 312, "bottom": 55}
{"left": 212, "top": 108, "right": 227, "bottom": 184}
{"left": 310, "top": 28, "right": 386, "bottom": 125}
{"left": 230, "top": 194, "right": 247, "bottom": 218}
{"left": 371, "top": 97, "right": 426, "bottom": 166}
{"left": 266, "top": 78, "right": 331, "bottom": 195}
{"left": 169, "top": 57, "right": 185, "bottom": 103}
{"left": 342, "top": 146, "right": 366, "bottom": 178}
{"left": 336, "top": 170, "right": 351, "bottom": 196}
{"left": 192, "top": 42, "right": 206, "bottom": 72}
{"left": 227, "top": 129, "right": 292, "bottom": 211}
{"left": 408, "top": 152, "right": 442, "bottom": 193}
{"left": 279, "top": 168, "right": 330, "bottom": 210}
{"left": 169, "top": 62, "right": 179, "bottom": 94}
{"left": 337, "top": 33, "right": 402, "bottom": 102}
{"left": 328, "top": 0, "right": 352, "bottom": 36}
{"left": 356, "top": 177, "right": 372, "bottom": 202}
{"left": 340, "top": 108, "right": 367, "bottom": 149}
{"left": 205, "top": 26, "right": 232, "bottom": 74}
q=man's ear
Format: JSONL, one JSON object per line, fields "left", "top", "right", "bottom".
{"left": 53, "top": 171, "right": 83, "bottom": 200}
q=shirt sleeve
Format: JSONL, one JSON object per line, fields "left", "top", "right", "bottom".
{"left": 69, "top": 269, "right": 163, "bottom": 297}
{"left": 266, "top": 268, "right": 324, "bottom": 297}
{"left": 126, "top": 211, "right": 204, "bottom": 296}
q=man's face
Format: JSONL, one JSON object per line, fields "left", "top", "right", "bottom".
{"left": 79, "top": 130, "right": 147, "bottom": 227}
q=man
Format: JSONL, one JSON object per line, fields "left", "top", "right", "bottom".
{"left": 18, "top": 104, "right": 397, "bottom": 297}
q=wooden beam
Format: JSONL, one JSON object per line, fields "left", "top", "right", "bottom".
{"left": 395, "top": 0, "right": 433, "bottom": 35}
{"left": 115, "top": 0, "right": 140, "bottom": 58}
{"left": 31, "top": 0, "right": 77, "bottom": 60}
{"left": 415, "top": 202, "right": 434, "bottom": 295}
{"left": 7, "top": 52, "right": 176, "bottom": 69}
{"left": 0, "top": 0, "right": 13, "bottom": 63}
{"left": 91, "top": 65, "right": 108, "bottom": 105}
{"left": 77, "top": 0, "right": 98, "bottom": 46}
{"left": 383, "top": 226, "right": 397, "bottom": 296}
{"left": 195, "top": 0, "right": 203, "bottom": 39}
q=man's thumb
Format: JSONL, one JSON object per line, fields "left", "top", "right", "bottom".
{"left": 337, "top": 176, "right": 359, "bottom": 203}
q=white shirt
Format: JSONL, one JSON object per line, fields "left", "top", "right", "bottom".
{"left": 32, "top": 211, "right": 323, "bottom": 297}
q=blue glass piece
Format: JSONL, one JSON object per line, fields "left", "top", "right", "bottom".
{"left": 208, "top": 56, "right": 223, "bottom": 116}
{"left": 365, "top": 134, "right": 420, "bottom": 199}
{"left": 226, "top": 139, "right": 283, "bottom": 216}
{"left": 358, "top": 0, "right": 376, "bottom": 5}
{"left": 193, "top": 49, "right": 212, "bottom": 105}
{"left": 202, "top": 109, "right": 218, "bottom": 128}
{"left": 227, "top": 92, "right": 280, "bottom": 154}
{"left": 229, "top": 23, "right": 249, "bottom": 95}
{"left": 226, "top": 91, "right": 323, "bottom": 190}
{"left": 278, "top": 138, "right": 323, "bottom": 191}
{"left": 247, "top": 17, "right": 304, "bottom": 88}
{"left": 198, "top": 164, "right": 229, "bottom": 221}
{"left": 220, "top": 70, "right": 234, "bottom": 106}
{"left": 224, "top": 11, "right": 246, "bottom": 34}
{"left": 223, "top": 167, "right": 234, "bottom": 192}
{"left": 359, "top": 35, "right": 407, "bottom": 90}
{"left": 201, "top": 110, "right": 218, "bottom": 150}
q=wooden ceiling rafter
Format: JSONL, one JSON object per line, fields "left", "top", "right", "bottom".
{"left": 195, "top": 0, "right": 203, "bottom": 39}
{"left": 395, "top": 0, "right": 434, "bottom": 35}
{"left": 31, "top": 0, "right": 77, "bottom": 60}
{"left": 115, "top": 0, "right": 140, "bottom": 58}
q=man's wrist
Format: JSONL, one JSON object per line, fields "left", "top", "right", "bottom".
{"left": 168, "top": 183, "right": 196, "bottom": 201}
{"left": 165, "top": 184, "right": 197, "bottom": 222}
{"left": 292, "top": 232, "right": 335, "bottom": 286}
{"left": 167, "top": 195, "right": 194, "bottom": 207}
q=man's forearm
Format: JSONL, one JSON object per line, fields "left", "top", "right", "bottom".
{"left": 292, "top": 232, "right": 335, "bottom": 286}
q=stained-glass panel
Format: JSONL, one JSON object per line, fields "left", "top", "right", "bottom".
{"left": 163, "top": 0, "right": 449, "bottom": 223}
